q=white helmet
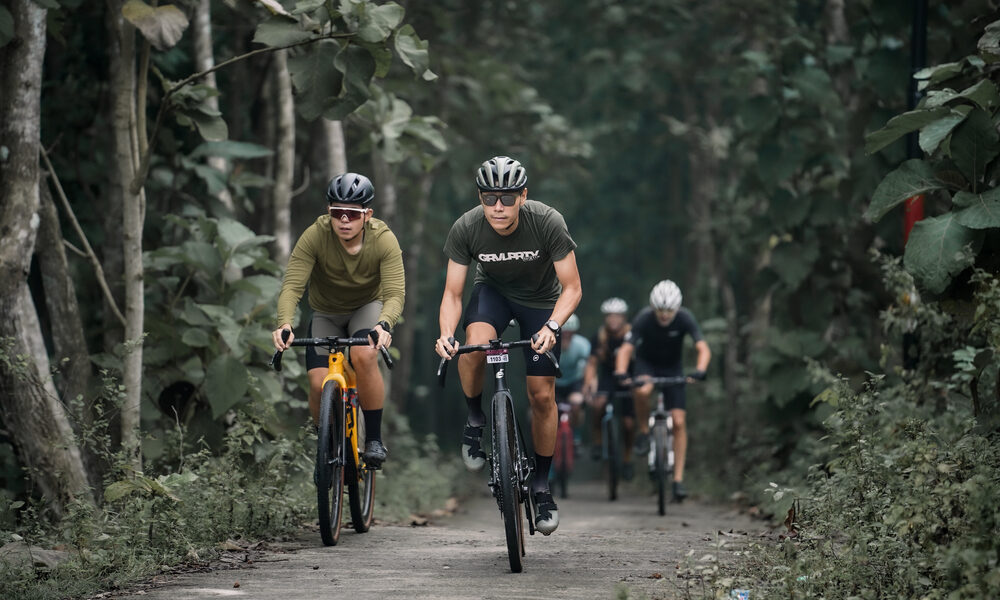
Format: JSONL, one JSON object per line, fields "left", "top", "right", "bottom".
{"left": 564, "top": 314, "right": 581, "bottom": 332}
{"left": 600, "top": 297, "right": 628, "bottom": 315}
{"left": 649, "top": 280, "right": 682, "bottom": 311}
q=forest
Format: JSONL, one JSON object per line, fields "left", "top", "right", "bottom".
{"left": 1, "top": 0, "right": 998, "bottom": 597}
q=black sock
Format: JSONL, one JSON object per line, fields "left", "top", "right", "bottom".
{"left": 363, "top": 409, "right": 382, "bottom": 443}
{"left": 533, "top": 453, "right": 553, "bottom": 493}
{"left": 465, "top": 393, "right": 485, "bottom": 426}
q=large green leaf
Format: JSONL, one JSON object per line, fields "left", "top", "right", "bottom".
{"left": 190, "top": 141, "right": 273, "bottom": 159}
{"left": 203, "top": 355, "right": 249, "bottom": 419}
{"left": 864, "top": 107, "right": 949, "bottom": 154}
{"left": 394, "top": 24, "right": 436, "bottom": 81}
{"left": 953, "top": 188, "right": 1000, "bottom": 229}
{"left": 122, "top": 1, "right": 189, "bottom": 51}
{"left": 918, "top": 107, "right": 970, "bottom": 155}
{"left": 914, "top": 61, "right": 963, "bottom": 90}
{"left": 865, "top": 159, "right": 944, "bottom": 223}
{"left": 903, "top": 214, "right": 982, "bottom": 294}
{"left": 181, "top": 328, "right": 211, "bottom": 347}
{"left": 950, "top": 108, "right": 1000, "bottom": 190}
{"left": 253, "top": 15, "right": 314, "bottom": 47}
{"left": 216, "top": 218, "right": 257, "bottom": 253}
{"left": 357, "top": 1, "right": 403, "bottom": 43}
{"left": 288, "top": 39, "right": 344, "bottom": 120}
{"left": 176, "top": 108, "right": 229, "bottom": 142}
{"left": 769, "top": 239, "right": 819, "bottom": 290}
{"left": 978, "top": 19, "right": 1000, "bottom": 63}
{"left": 323, "top": 44, "right": 376, "bottom": 120}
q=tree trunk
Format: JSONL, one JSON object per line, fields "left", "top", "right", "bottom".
{"left": 107, "top": 0, "right": 145, "bottom": 471}
{"left": 0, "top": 0, "right": 95, "bottom": 515}
{"left": 193, "top": 0, "right": 234, "bottom": 214}
{"left": 371, "top": 151, "right": 398, "bottom": 225}
{"left": 324, "top": 119, "right": 347, "bottom": 176}
{"left": 272, "top": 49, "right": 295, "bottom": 263}
{"left": 389, "top": 171, "right": 433, "bottom": 412}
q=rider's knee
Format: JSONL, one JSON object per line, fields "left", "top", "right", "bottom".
{"left": 350, "top": 346, "right": 378, "bottom": 368}
{"left": 672, "top": 412, "right": 687, "bottom": 430}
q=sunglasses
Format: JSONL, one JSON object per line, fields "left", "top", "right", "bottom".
{"left": 480, "top": 193, "right": 520, "bottom": 207}
{"left": 329, "top": 206, "right": 367, "bottom": 221}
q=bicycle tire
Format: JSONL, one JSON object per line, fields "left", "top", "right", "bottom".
{"left": 317, "top": 381, "right": 345, "bottom": 546}
{"left": 604, "top": 417, "right": 620, "bottom": 501}
{"left": 347, "top": 400, "right": 376, "bottom": 533}
{"left": 653, "top": 421, "right": 669, "bottom": 516}
{"left": 494, "top": 392, "right": 525, "bottom": 573}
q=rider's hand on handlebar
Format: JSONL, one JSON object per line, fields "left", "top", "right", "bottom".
{"left": 531, "top": 327, "right": 557, "bottom": 354}
{"left": 368, "top": 324, "right": 392, "bottom": 350}
{"left": 614, "top": 372, "right": 631, "bottom": 387}
{"left": 687, "top": 369, "right": 707, "bottom": 382}
{"left": 434, "top": 335, "right": 458, "bottom": 359}
{"left": 272, "top": 325, "right": 293, "bottom": 351}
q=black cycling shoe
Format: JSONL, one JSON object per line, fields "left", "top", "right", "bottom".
{"left": 363, "top": 440, "right": 388, "bottom": 468}
{"left": 672, "top": 481, "right": 688, "bottom": 503}
{"left": 532, "top": 490, "right": 559, "bottom": 535}
{"left": 461, "top": 423, "right": 487, "bottom": 471}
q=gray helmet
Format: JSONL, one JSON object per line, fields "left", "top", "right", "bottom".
{"left": 326, "top": 173, "right": 374, "bottom": 206}
{"left": 564, "top": 314, "right": 581, "bottom": 332}
{"left": 600, "top": 297, "right": 628, "bottom": 315}
{"left": 475, "top": 156, "right": 527, "bottom": 191}
{"left": 649, "top": 280, "right": 682, "bottom": 311}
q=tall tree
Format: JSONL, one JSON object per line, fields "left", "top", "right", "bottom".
{"left": 0, "top": 0, "right": 94, "bottom": 515}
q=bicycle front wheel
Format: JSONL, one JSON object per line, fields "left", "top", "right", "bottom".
{"left": 604, "top": 417, "right": 620, "bottom": 501}
{"left": 494, "top": 392, "right": 525, "bottom": 573}
{"left": 653, "top": 421, "right": 669, "bottom": 516}
{"left": 347, "top": 401, "right": 376, "bottom": 533}
{"left": 317, "top": 381, "right": 345, "bottom": 546}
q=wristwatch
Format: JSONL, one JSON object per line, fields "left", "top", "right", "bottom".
{"left": 544, "top": 319, "right": 560, "bottom": 334}
{"left": 375, "top": 320, "right": 391, "bottom": 333}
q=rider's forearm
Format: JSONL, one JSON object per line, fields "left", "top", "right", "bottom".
{"left": 695, "top": 341, "right": 711, "bottom": 371}
{"left": 438, "top": 293, "right": 463, "bottom": 338}
{"left": 376, "top": 244, "right": 406, "bottom": 327}
{"left": 615, "top": 343, "right": 634, "bottom": 374}
{"left": 547, "top": 281, "right": 582, "bottom": 328}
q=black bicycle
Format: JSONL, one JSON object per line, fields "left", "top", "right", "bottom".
{"left": 599, "top": 389, "right": 633, "bottom": 501}
{"left": 633, "top": 376, "right": 686, "bottom": 515}
{"left": 437, "top": 336, "right": 561, "bottom": 573}
{"left": 271, "top": 332, "right": 393, "bottom": 545}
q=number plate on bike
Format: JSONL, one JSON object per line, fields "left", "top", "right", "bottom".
{"left": 486, "top": 349, "right": 509, "bottom": 364}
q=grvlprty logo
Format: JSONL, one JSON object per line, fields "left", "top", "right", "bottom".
{"left": 478, "top": 250, "right": 541, "bottom": 263}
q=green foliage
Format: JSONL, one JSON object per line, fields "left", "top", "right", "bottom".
{"left": 866, "top": 20, "right": 1000, "bottom": 294}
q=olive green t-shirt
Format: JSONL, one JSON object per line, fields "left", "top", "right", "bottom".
{"left": 276, "top": 216, "right": 404, "bottom": 327}
{"left": 443, "top": 200, "right": 577, "bottom": 308}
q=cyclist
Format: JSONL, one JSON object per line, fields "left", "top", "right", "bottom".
{"left": 554, "top": 314, "right": 590, "bottom": 446}
{"left": 614, "top": 280, "right": 710, "bottom": 502}
{"left": 272, "top": 173, "right": 403, "bottom": 469}
{"left": 582, "top": 297, "right": 637, "bottom": 479}
{"left": 434, "top": 156, "right": 582, "bottom": 536}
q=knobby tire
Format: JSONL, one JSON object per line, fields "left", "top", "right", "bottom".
{"left": 495, "top": 393, "right": 525, "bottom": 573}
{"left": 653, "top": 421, "right": 669, "bottom": 516}
{"left": 347, "top": 400, "right": 376, "bottom": 533}
{"left": 317, "top": 381, "right": 345, "bottom": 546}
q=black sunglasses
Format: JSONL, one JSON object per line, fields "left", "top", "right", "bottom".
{"left": 480, "top": 192, "right": 520, "bottom": 207}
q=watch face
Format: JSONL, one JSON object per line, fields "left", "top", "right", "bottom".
{"left": 547, "top": 320, "right": 560, "bottom": 332}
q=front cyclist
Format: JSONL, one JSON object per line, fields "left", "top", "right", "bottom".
{"left": 434, "top": 156, "right": 582, "bottom": 535}
{"left": 614, "top": 280, "right": 710, "bottom": 502}
{"left": 272, "top": 173, "right": 404, "bottom": 469}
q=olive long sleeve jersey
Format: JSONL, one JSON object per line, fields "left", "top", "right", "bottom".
{"left": 276, "top": 215, "right": 404, "bottom": 328}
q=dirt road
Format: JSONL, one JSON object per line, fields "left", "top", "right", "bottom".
{"left": 119, "top": 478, "right": 762, "bottom": 600}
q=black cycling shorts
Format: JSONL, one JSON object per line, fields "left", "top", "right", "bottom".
{"left": 634, "top": 357, "right": 686, "bottom": 412}
{"left": 462, "top": 284, "right": 561, "bottom": 377}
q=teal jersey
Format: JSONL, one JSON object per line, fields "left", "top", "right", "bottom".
{"left": 556, "top": 333, "right": 591, "bottom": 386}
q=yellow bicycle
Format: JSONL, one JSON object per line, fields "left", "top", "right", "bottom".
{"left": 271, "top": 333, "right": 393, "bottom": 546}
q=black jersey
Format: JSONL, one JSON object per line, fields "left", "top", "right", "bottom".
{"left": 627, "top": 307, "right": 703, "bottom": 370}
{"left": 590, "top": 329, "right": 628, "bottom": 381}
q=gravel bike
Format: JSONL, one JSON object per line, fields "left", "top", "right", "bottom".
{"left": 634, "top": 376, "right": 686, "bottom": 516}
{"left": 271, "top": 332, "right": 393, "bottom": 545}
{"left": 437, "top": 336, "right": 561, "bottom": 573}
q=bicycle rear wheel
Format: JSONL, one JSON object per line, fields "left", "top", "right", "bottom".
{"left": 317, "top": 381, "right": 345, "bottom": 546}
{"left": 604, "top": 417, "right": 620, "bottom": 501}
{"left": 347, "top": 400, "right": 376, "bottom": 533}
{"left": 494, "top": 392, "right": 525, "bottom": 573}
{"left": 653, "top": 420, "right": 669, "bottom": 516}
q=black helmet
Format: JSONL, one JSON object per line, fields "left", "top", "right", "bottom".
{"left": 475, "top": 156, "right": 527, "bottom": 191}
{"left": 326, "top": 173, "right": 374, "bottom": 206}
